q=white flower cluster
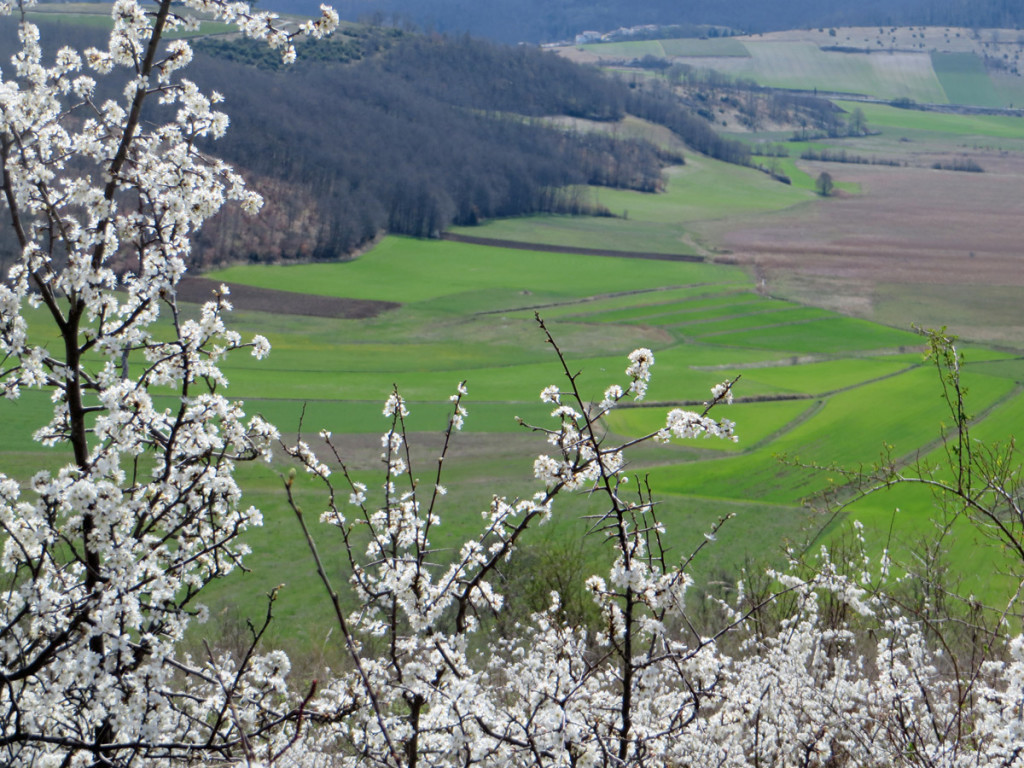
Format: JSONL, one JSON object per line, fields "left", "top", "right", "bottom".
{"left": 625, "top": 347, "right": 654, "bottom": 400}
{"left": 658, "top": 408, "right": 738, "bottom": 443}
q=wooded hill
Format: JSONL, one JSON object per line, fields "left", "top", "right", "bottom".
{"left": 187, "top": 33, "right": 752, "bottom": 265}
{"left": 0, "top": 21, "right": 760, "bottom": 268}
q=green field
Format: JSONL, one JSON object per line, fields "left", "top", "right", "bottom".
{"left": 580, "top": 40, "right": 667, "bottom": 58}
{"left": 661, "top": 38, "right": 750, "bottom": 57}
{"left": 932, "top": 52, "right": 1004, "bottom": 107}
{"left": 162, "top": 89, "right": 1024, "bottom": 635}
{"left": 837, "top": 100, "right": 1024, "bottom": 139}
{"left": 451, "top": 155, "right": 813, "bottom": 253}
{"left": 9, "top": 230, "right": 1024, "bottom": 655}
{"left": 580, "top": 38, "right": 750, "bottom": 59}
{"left": 186, "top": 232, "right": 1024, "bottom": 633}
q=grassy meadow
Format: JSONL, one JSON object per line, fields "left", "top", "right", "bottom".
{"left": 5, "top": 23, "right": 1024, "bottom": 657}
{"left": 158, "top": 223, "right": 1019, "bottom": 650}
{"left": 450, "top": 153, "right": 814, "bottom": 252}
{"left": 13, "top": 98, "right": 1024, "bottom": 653}
{"left": 198, "top": 75, "right": 1024, "bottom": 644}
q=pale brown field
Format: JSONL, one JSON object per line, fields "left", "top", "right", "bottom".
{"left": 695, "top": 153, "right": 1024, "bottom": 346}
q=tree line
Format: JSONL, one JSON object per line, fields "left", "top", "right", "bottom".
{"left": 0, "top": 21, "right": 753, "bottom": 269}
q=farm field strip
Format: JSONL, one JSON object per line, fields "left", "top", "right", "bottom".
{"left": 606, "top": 398, "right": 815, "bottom": 453}
{"left": 931, "top": 51, "right": 1004, "bottom": 107}
{"left": 838, "top": 100, "right": 1024, "bottom": 138}
{"left": 645, "top": 365, "right": 1016, "bottom": 503}
{"left": 451, "top": 214, "right": 695, "bottom": 255}
{"left": 572, "top": 294, "right": 775, "bottom": 324}
{"left": 211, "top": 236, "right": 741, "bottom": 305}
{"left": 671, "top": 305, "right": 834, "bottom": 331}
{"left": 13, "top": 230, "right": 1023, "bottom": 637}
{"left": 659, "top": 37, "right": 750, "bottom": 57}
{"left": 703, "top": 315, "right": 924, "bottom": 353}
{"left": 672, "top": 42, "right": 948, "bottom": 102}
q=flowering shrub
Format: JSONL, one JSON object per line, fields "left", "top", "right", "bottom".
{"left": 280, "top": 327, "right": 1024, "bottom": 768}
{"left": 0, "top": 0, "right": 336, "bottom": 764}
{"left": 0, "top": 2, "right": 1023, "bottom": 766}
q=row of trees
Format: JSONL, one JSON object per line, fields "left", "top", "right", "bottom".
{"left": 2, "top": 3, "right": 1024, "bottom": 766}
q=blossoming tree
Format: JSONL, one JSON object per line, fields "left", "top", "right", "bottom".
{"left": 0, "top": 0, "right": 335, "bottom": 764}
{"left": 2, "top": 1, "right": 1024, "bottom": 766}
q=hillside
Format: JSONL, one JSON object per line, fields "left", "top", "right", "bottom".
{"left": 566, "top": 26, "right": 1024, "bottom": 109}
{"left": 264, "top": 0, "right": 1024, "bottom": 45}
{"left": 185, "top": 33, "right": 759, "bottom": 266}
{"left": 0, "top": 17, "right": 765, "bottom": 270}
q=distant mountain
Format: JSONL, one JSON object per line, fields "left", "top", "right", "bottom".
{"left": 268, "top": 0, "right": 1024, "bottom": 44}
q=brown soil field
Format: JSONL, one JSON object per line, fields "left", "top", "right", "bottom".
{"left": 178, "top": 276, "right": 398, "bottom": 319}
{"left": 695, "top": 152, "right": 1024, "bottom": 347}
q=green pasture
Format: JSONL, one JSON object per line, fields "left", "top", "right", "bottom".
{"left": 645, "top": 364, "right": 1017, "bottom": 503}
{"left": 579, "top": 38, "right": 750, "bottom": 60}
{"left": 696, "top": 315, "right": 922, "bottom": 353}
{"left": 606, "top": 399, "right": 817, "bottom": 452}
{"left": 593, "top": 158, "right": 811, "bottom": 223}
{"left": 451, "top": 154, "right": 813, "bottom": 255}
{"left": 839, "top": 100, "right": 1024, "bottom": 140}
{"left": 9, "top": 229, "right": 1024, "bottom": 643}
{"left": 675, "top": 306, "right": 834, "bottom": 333}
{"left": 579, "top": 40, "right": 666, "bottom": 58}
{"left": 771, "top": 157, "right": 817, "bottom": 190}
{"left": 660, "top": 38, "right": 750, "bottom": 57}
{"left": 573, "top": 293, "right": 773, "bottom": 324}
{"left": 735, "top": 357, "right": 915, "bottom": 395}
{"left": 992, "top": 73, "right": 1024, "bottom": 110}
{"left": 517, "top": 285, "right": 755, "bottom": 321}
{"left": 837, "top": 380, "right": 1024, "bottom": 600}
{"left": 450, "top": 215, "right": 695, "bottom": 254}
{"left": 211, "top": 236, "right": 739, "bottom": 305}
{"left": 931, "top": 52, "right": 1004, "bottom": 107}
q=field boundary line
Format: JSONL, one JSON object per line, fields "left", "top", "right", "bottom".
{"left": 441, "top": 232, "right": 705, "bottom": 262}
{"left": 475, "top": 284, "right": 744, "bottom": 316}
